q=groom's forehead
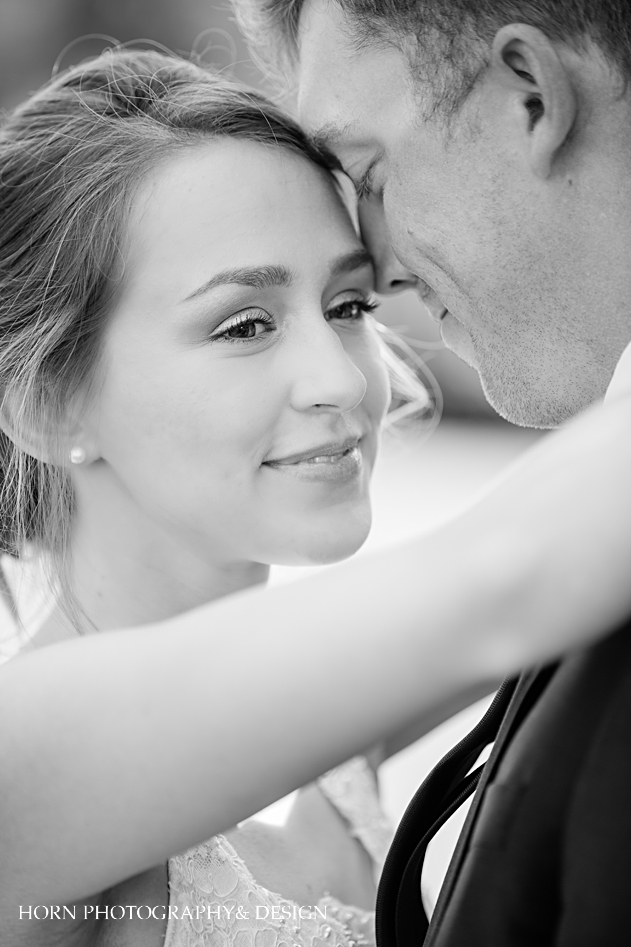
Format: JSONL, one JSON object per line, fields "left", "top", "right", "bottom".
{"left": 296, "top": 1, "right": 414, "bottom": 147}
{"left": 296, "top": 0, "right": 388, "bottom": 89}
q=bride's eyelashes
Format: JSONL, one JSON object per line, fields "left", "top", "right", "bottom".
{"left": 325, "top": 296, "right": 380, "bottom": 323}
{"left": 209, "top": 296, "right": 380, "bottom": 344}
{"left": 210, "top": 308, "right": 275, "bottom": 344}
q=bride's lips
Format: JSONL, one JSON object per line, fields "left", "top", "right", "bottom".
{"left": 263, "top": 437, "right": 363, "bottom": 483}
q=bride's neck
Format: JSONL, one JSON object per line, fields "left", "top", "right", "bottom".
{"left": 58, "top": 485, "right": 269, "bottom": 637}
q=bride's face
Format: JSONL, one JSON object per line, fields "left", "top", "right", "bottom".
{"left": 86, "top": 140, "right": 390, "bottom": 566}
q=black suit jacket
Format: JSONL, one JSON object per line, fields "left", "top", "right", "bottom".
{"left": 380, "top": 620, "right": 631, "bottom": 947}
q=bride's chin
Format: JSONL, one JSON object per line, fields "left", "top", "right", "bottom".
{"left": 273, "top": 509, "right": 373, "bottom": 568}
{"left": 304, "top": 536, "right": 369, "bottom": 566}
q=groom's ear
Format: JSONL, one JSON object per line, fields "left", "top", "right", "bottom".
{"left": 487, "top": 24, "right": 578, "bottom": 179}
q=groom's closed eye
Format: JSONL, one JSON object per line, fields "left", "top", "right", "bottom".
{"left": 353, "top": 161, "right": 379, "bottom": 201}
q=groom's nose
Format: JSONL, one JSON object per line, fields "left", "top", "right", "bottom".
{"left": 358, "top": 197, "right": 418, "bottom": 296}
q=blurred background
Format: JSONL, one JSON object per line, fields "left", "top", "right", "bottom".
{"left": 0, "top": 0, "right": 544, "bottom": 910}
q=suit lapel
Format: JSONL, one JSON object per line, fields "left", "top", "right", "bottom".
{"left": 424, "top": 665, "right": 554, "bottom": 944}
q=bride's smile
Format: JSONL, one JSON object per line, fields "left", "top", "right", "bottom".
{"left": 263, "top": 436, "right": 363, "bottom": 480}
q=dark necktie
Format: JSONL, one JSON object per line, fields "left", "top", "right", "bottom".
{"left": 375, "top": 677, "right": 518, "bottom": 947}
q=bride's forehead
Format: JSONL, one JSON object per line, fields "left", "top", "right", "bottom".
{"left": 126, "top": 142, "right": 355, "bottom": 253}
{"left": 130, "top": 140, "right": 345, "bottom": 226}
{"left": 142, "top": 138, "right": 331, "bottom": 190}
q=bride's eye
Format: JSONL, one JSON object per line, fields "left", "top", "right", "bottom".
{"left": 325, "top": 296, "right": 380, "bottom": 324}
{"left": 211, "top": 309, "right": 275, "bottom": 343}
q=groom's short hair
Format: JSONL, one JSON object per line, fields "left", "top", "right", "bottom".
{"left": 235, "top": 0, "right": 631, "bottom": 114}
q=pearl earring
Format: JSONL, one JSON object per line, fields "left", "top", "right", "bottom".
{"left": 69, "top": 446, "right": 86, "bottom": 465}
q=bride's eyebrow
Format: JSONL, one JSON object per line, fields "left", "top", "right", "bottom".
{"left": 183, "top": 249, "right": 373, "bottom": 303}
{"left": 184, "top": 265, "right": 293, "bottom": 301}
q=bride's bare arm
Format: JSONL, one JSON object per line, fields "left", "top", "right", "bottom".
{"left": 1, "top": 390, "right": 631, "bottom": 909}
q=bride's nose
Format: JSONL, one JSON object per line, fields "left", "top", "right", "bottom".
{"left": 288, "top": 318, "right": 367, "bottom": 414}
{"left": 358, "top": 197, "right": 418, "bottom": 296}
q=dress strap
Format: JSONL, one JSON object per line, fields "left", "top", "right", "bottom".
{"left": 317, "top": 756, "right": 393, "bottom": 876}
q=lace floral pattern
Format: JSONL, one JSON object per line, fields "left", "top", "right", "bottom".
{"left": 164, "top": 757, "right": 393, "bottom": 947}
{"left": 165, "top": 835, "right": 375, "bottom": 947}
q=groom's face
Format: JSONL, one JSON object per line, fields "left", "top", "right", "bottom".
{"left": 296, "top": 0, "right": 623, "bottom": 427}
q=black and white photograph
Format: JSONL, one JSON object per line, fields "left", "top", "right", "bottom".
{"left": 1, "top": 1, "right": 631, "bottom": 945}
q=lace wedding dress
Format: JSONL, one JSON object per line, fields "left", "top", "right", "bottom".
{"left": 164, "top": 756, "right": 393, "bottom": 947}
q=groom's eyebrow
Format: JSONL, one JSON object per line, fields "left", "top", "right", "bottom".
{"left": 329, "top": 247, "right": 374, "bottom": 276}
{"left": 184, "top": 250, "right": 373, "bottom": 302}
{"left": 310, "top": 121, "right": 353, "bottom": 151}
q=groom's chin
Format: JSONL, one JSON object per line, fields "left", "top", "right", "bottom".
{"left": 477, "top": 370, "right": 572, "bottom": 430}
{"left": 440, "top": 321, "right": 573, "bottom": 429}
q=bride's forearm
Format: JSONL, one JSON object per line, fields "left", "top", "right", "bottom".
{"left": 0, "top": 535, "right": 509, "bottom": 907}
{"left": 1, "top": 393, "right": 630, "bottom": 907}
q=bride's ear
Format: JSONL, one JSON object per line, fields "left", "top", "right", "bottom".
{"left": 488, "top": 24, "right": 578, "bottom": 179}
{"left": 0, "top": 387, "right": 97, "bottom": 467}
